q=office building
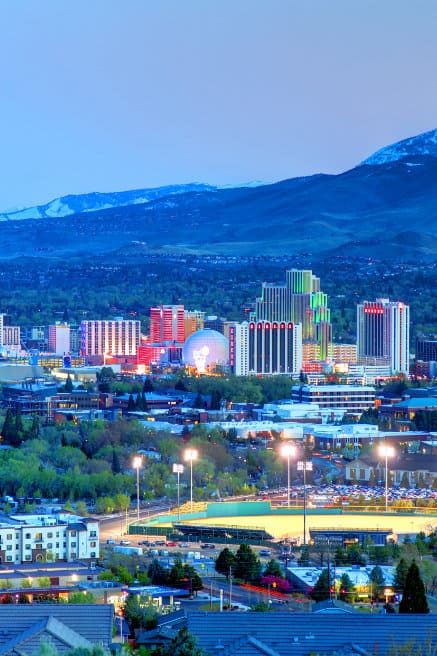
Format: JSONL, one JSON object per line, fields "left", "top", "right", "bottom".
{"left": 150, "top": 305, "right": 184, "bottom": 344}
{"left": 81, "top": 319, "right": 140, "bottom": 357}
{"left": 357, "top": 299, "right": 410, "bottom": 374}
{"left": 2, "top": 325, "right": 21, "bottom": 353}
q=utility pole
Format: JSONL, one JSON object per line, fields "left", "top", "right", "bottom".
{"left": 229, "top": 565, "right": 233, "bottom": 609}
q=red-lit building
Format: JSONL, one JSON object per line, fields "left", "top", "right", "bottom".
{"left": 149, "top": 305, "right": 184, "bottom": 344}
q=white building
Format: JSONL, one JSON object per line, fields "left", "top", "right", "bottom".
{"left": 81, "top": 318, "right": 141, "bottom": 356}
{"left": 357, "top": 299, "right": 410, "bottom": 375}
{"left": 0, "top": 513, "right": 99, "bottom": 564}
{"left": 229, "top": 320, "right": 302, "bottom": 376}
{"left": 48, "top": 324, "right": 71, "bottom": 355}
{"left": 229, "top": 322, "right": 249, "bottom": 376}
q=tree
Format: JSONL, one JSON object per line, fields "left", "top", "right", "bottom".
{"left": 369, "top": 565, "right": 385, "bottom": 599}
{"left": 65, "top": 374, "right": 74, "bottom": 393}
{"left": 393, "top": 558, "right": 409, "bottom": 592}
{"left": 123, "top": 593, "right": 158, "bottom": 632}
{"left": 1, "top": 408, "right": 19, "bottom": 446}
{"left": 338, "top": 572, "right": 355, "bottom": 603}
{"left": 399, "top": 561, "right": 429, "bottom": 613}
{"left": 68, "top": 591, "right": 95, "bottom": 604}
{"left": 127, "top": 394, "right": 136, "bottom": 411}
{"left": 111, "top": 449, "right": 121, "bottom": 474}
{"left": 15, "top": 405, "right": 24, "bottom": 436}
{"left": 29, "top": 414, "right": 41, "bottom": 440}
{"left": 263, "top": 559, "right": 283, "bottom": 578}
{"left": 163, "top": 626, "right": 204, "bottom": 656}
{"left": 234, "top": 544, "right": 262, "bottom": 583}
{"left": 147, "top": 559, "right": 168, "bottom": 585}
{"left": 215, "top": 548, "right": 237, "bottom": 577}
{"left": 311, "top": 568, "right": 331, "bottom": 602}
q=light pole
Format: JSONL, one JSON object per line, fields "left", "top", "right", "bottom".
{"left": 280, "top": 444, "right": 297, "bottom": 508}
{"left": 173, "top": 463, "right": 184, "bottom": 519}
{"left": 297, "top": 460, "right": 313, "bottom": 545}
{"left": 184, "top": 448, "right": 198, "bottom": 511}
{"left": 379, "top": 444, "right": 394, "bottom": 512}
{"left": 132, "top": 455, "right": 142, "bottom": 522}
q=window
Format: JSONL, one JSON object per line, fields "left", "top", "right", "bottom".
{"left": 47, "top": 532, "right": 53, "bottom": 538}
{"left": 70, "top": 531, "right": 77, "bottom": 537}
{"left": 71, "top": 553, "right": 77, "bottom": 559}
{"left": 71, "top": 542, "right": 76, "bottom": 548}
{"left": 25, "top": 544, "right": 31, "bottom": 550}
{"left": 90, "top": 552, "right": 96, "bottom": 558}
{"left": 90, "top": 541, "right": 96, "bottom": 548}
{"left": 90, "top": 531, "right": 97, "bottom": 537}
{"left": 6, "top": 545, "right": 12, "bottom": 551}
{"left": 6, "top": 556, "right": 12, "bottom": 562}
{"left": 25, "top": 555, "right": 31, "bottom": 561}
{"left": 6, "top": 534, "right": 12, "bottom": 540}
{"left": 25, "top": 533, "right": 31, "bottom": 539}
{"left": 56, "top": 543, "right": 59, "bottom": 548}
{"left": 47, "top": 543, "right": 53, "bottom": 549}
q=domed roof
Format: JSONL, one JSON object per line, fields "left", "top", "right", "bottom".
{"left": 183, "top": 329, "right": 229, "bottom": 372}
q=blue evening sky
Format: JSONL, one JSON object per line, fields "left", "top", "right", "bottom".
{"left": 1, "top": 0, "right": 436, "bottom": 209}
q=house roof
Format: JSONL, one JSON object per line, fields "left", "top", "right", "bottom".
{"left": 0, "top": 604, "right": 113, "bottom": 655}
{"left": 394, "top": 398, "right": 437, "bottom": 409}
{"left": 186, "top": 612, "right": 437, "bottom": 656}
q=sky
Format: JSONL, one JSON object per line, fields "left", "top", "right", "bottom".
{"left": 1, "top": 0, "right": 437, "bottom": 210}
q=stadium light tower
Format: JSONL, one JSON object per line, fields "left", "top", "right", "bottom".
{"left": 379, "top": 445, "right": 395, "bottom": 512}
{"left": 184, "top": 448, "right": 198, "bottom": 511}
{"left": 280, "top": 444, "right": 297, "bottom": 508}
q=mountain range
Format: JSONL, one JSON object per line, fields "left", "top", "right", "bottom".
{"left": 1, "top": 128, "right": 437, "bottom": 261}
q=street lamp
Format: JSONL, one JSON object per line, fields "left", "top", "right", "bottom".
{"left": 280, "top": 444, "right": 297, "bottom": 508}
{"left": 184, "top": 448, "right": 198, "bottom": 511}
{"left": 297, "top": 460, "right": 313, "bottom": 545}
{"left": 132, "top": 455, "right": 142, "bottom": 522}
{"left": 173, "top": 463, "right": 184, "bottom": 519}
{"left": 379, "top": 444, "right": 395, "bottom": 512}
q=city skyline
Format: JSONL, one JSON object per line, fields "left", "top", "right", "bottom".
{"left": 1, "top": 1, "right": 437, "bottom": 209}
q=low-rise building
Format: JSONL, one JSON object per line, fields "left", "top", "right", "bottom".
{"left": 292, "top": 384, "right": 375, "bottom": 414}
{"left": 0, "top": 512, "right": 99, "bottom": 564}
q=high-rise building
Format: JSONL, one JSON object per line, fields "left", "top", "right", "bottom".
{"left": 254, "top": 269, "right": 331, "bottom": 360}
{"left": 150, "top": 305, "right": 184, "bottom": 344}
{"left": 48, "top": 323, "right": 71, "bottom": 354}
{"left": 184, "top": 310, "right": 205, "bottom": 340}
{"left": 230, "top": 321, "right": 302, "bottom": 376}
{"left": 229, "top": 323, "right": 249, "bottom": 376}
{"left": 0, "top": 314, "right": 4, "bottom": 349}
{"left": 416, "top": 336, "right": 437, "bottom": 362}
{"left": 81, "top": 319, "right": 141, "bottom": 356}
{"left": 357, "top": 299, "right": 410, "bottom": 374}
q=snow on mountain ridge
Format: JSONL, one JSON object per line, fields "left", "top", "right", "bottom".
{"left": 0, "top": 183, "right": 218, "bottom": 222}
{"left": 361, "top": 128, "right": 437, "bottom": 166}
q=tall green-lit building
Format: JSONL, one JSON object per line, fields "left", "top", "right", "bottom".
{"left": 255, "top": 268, "right": 332, "bottom": 360}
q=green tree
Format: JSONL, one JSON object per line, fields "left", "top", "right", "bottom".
{"left": 15, "top": 405, "right": 24, "bottom": 436}
{"left": 338, "top": 572, "right": 355, "bottom": 603}
{"left": 399, "top": 561, "right": 429, "bottom": 614}
{"left": 127, "top": 394, "right": 136, "bottom": 411}
{"left": 369, "top": 565, "right": 385, "bottom": 599}
{"left": 65, "top": 374, "right": 74, "bottom": 393}
{"left": 163, "top": 626, "right": 204, "bottom": 656}
{"left": 123, "top": 593, "right": 158, "bottom": 632}
{"left": 311, "top": 568, "right": 331, "bottom": 602}
{"left": 393, "top": 558, "right": 409, "bottom": 592}
{"left": 215, "top": 548, "right": 237, "bottom": 578}
{"left": 1, "top": 408, "right": 19, "bottom": 446}
{"left": 29, "top": 414, "right": 41, "bottom": 440}
{"left": 234, "top": 544, "right": 262, "bottom": 583}
{"left": 68, "top": 591, "right": 95, "bottom": 604}
{"left": 147, "top": 559, "right": 168, "bottom": 585}
{"left": 263, "top": 559, "right": 283, "bottom": 578}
